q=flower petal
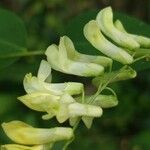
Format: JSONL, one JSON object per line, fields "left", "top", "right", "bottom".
{"left": 37, "top": 60, "right": 52, "bottom": 82}
{"left": 68, "top": 103, "right": 103, "bottom": 117}
{"left": 48, "top": 82, "right": 83, "bottom": 95}
{"left": 23, "top": 73, "right": 62, "bottom": 95}
{"left": 18, "top": 92, "right": 60, "bottom": 112}
{"left": 2, "top": 121, "right": 73, "bottom": 145}
{"left": 58, "top": 37, "right": 104, "bottom": 76}
{"left": 115, "top": 19, "right": 150, "bottom": 48}
{"left": 62, "top": 36, "right": 112, "bottom": 68}
{"left": 45, "top": 44, "right": 63, "bottom": 72}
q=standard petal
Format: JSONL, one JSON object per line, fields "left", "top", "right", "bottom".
{"left": 2, "top": 121, "right": 73, "bottom": 145}
{"left": 37, "top": 60, "right": 52, "bottom": 82}
{"left": 96, "top": 6, "right": 140, "bottom": 49}
{"left": 45, "top": 44, "right": 63, "bottom": 72}
{"left": 23, "top": 73, "right": 61, "bottom": 95}
{"left": 45, "top": 37, "right": 104, "bottom": 77}
{"left": 84, "top": 20, "right": 133, "bottom": 64}
{"left": 58, "top": 37, "right": 104, "bottom": 76}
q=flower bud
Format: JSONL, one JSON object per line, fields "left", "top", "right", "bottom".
{"left": 115, "top": 19, "right": 150, "bottom": 48}
{"left": 2, "top": 121, "right": 73, "bottom": 145}
{"left": 96, "top": 6, "right": 140, "bottom": 49}
{"left": 68, "top": 103, "right": 103, "bottom": 117}
{"left": 92, "top": 66, "right": 137, "bottom": 87}
{"left": 93, "top": 94, "right": 118, "bottom": 108}
{"left": 84, "top": 20, "right": 133, "bottom": 64}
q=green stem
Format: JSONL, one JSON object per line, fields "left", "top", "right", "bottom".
{"left": 134, "top": 48, "right": 150, "bottom": 57}
{"left": 81, "top": 88, "right": 85, "bottom": 103}
{"left": 133, "top": 55, "right": 149, "bottom": 63}
{"left": 104, "top": 87, "right": 117, "bottom": 97}
{"left": 0, "top": 50, "right": 44, "bottom": 58}
{"left": 62, "top": 118, "right": 81, "bottom": 150}
{"left": 89, "top": 71, "right": 120, "bottom": 104}
{"left": 88, "top": 83, "right": 102, "bottom": 104}
{"left": 63, "top": 66, "right": 128, "bottom": 150}
{"left": 62, "top": 86, "right": 85, "bottom": 149}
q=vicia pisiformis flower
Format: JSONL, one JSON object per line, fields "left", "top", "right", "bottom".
{"left": 23, "top": 60, "right": 83, "bottom": 96}
{"left": 96, "top": 7, "right": 140, "bottom": 50}
{"left": 2, "top": 121, "right": 73, "bottom": 148}
{"left": 84, "top": 7, "right": 150, "bottom": 64}
{"left": 84, "top": 20, "right": 134, "bottom": 64}
{"left": 45, "top": 36, "right": 105, "bottom": 77}
{"left": 2, "top": 6, "right": 150, "bottom": 150}
{"left": 18, "top": 60, "right": 103, "bottom": 124}
{"left": 57, "top": 36, "right": 112, "bottom": 68}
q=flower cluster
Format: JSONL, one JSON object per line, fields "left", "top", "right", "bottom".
{"left": 1, "top": 6, "right": 150, "bottom": 150}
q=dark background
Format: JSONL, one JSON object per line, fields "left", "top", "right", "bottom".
{"left": 0, "top": 0, "right": 150, "bottom": 150}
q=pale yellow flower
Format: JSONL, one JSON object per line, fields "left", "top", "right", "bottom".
{"left": 96, "top": 6, "right": 140, "bottom": 50}
{"left": 114, "top": 19, "right": 150, "bottom": 48}
{"left": 84, "top": 20, "right": 133, "bottom": 64}
{"left": 59, "top": 36, "right": 112, "bottom": 68}
{"left": 23, "top": 60, "right": 83, "bottom": 96}
{"left": 2, "top": 121, "right": 73, "bottom": 145}
{"left": 45, "top": 37, "right": 104, "bottom": 77}
{"left": 18, "top": 93, "right": 103, "bottom": 124}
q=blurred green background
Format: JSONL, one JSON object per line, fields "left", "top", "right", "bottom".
{"left": 0, "top": 0, "right": 150, "bottom": 150}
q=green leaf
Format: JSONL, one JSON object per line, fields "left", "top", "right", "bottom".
{"left": 0, "top": 8, "right": 27, "bottom": 69}
{"left": 65, "top": 10, "right": 150, "bottom": 71}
